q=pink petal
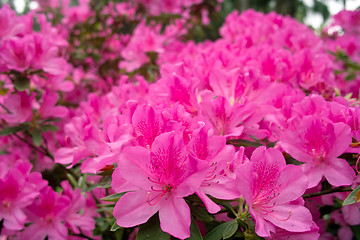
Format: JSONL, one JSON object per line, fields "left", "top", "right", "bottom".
{"left": 235, "top": 162, "right": 253, "bottom": 207}
{"left": 202, "top": 177, "right": 240, "bottom": 200}
{"left": 159, "top": 196, "right": 191, "bottom": 239}
{"left": 54, "top": 147, "right": 76, "bottom": 165}
{"left": 279, "top": 131, "right": 313, "bottom": 163}
{"left": 276, "top": 165, "right": 308, "bottom": 204}
{"left": 175, "top": 156, "right": 208, "bottom": 197}
{"left": 251, "top": 146, "right": 286, "bottom": 167}
{"left": 48, "top": 220, "right": 68, "bottom": 240}
{"left": 324, "top": 158, "right": 355, "bottom": 187}
{"left": 114, "top": 191, "right": 160, "bottom": 228}
{"left": 302, "top": 163, "right": 325, "bottom": 188}
{"left": 253, "top": 212, "right": 274, "bottom": 237}
{"left": 264, "top": 204, "right": 313, "bottom": 233}
{"left": 327, "top": 122, "right": 352, "bottom": 158}
{"left": 196, "top": 190, "right": 221, "bottom": 214}
{"left": 42, "top": 58, "right": 67, "bottom": 75}
{"left": 111, "top": 167, "right": 138, "bottom": 193}
{"left": 19, "top": 223, "right": 47, "bottom": 240}
{"left": 3, "top": 208, "right": 26, "bottom": 230}
{"left": 117, "top": 147, "right": 153, "bottom": 190}
{"left": 342, "top": 203, "right": 360, "bottom": 225}
{"left": 338, "top": 226, "right": 354, "bottom": 240}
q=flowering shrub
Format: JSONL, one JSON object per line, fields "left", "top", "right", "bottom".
{"left": 0, "top": 1, "right": 360, "bottom": 239}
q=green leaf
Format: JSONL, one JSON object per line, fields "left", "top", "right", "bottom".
{"left": 40, "top": 124, "right": 59, "bottom": 132}
{"left": 0, "top": 88, "right": 9, "bottom": 95}
{"left": 0, "top": 125, "right": 27, "bottom": 136}
{"left": 186, "top": 216, "right": 203, "bottom": 240}
{"left": 343, "top": 185, "right": 360, "bottom": 206}
{"left": 345, "top": 72, "right": 356, "bottom": 81}
{"left": 190, "top": 205, "right": 215, "bottom": 223}
{"left": 204, "top": 221, "right": 234, "bottom": 240}
{"left": 226, "top": 139, "right": 263, "bottom": 148}
{"left": 78, "top": 175, "right": 86, "bottom": 189}
{"left": 101, "top": 192, "right": 127, "bottom": 202}
{"left": 136, "top": 214, "right": 170, "bottom": 240}
{"left": 32, "top": 129, "right": 43, "bottom": 146}
{"left": 13, "top": 75, "right": 30, "bottom": 91}
{"left": 67, "top": 173, "right": 78, "bottom": 188}
{"left": 98, "top": 175, "right": 112, "bottom": 188}
{"left": 222, "top": 220, "right": 238, "bottom": 239}
{"left": 111, "top": 221, "right": 122, "bottom": 232}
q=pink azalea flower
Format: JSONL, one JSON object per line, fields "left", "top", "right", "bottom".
{"left": 38, "top": 90, "right": 68, "bottom": 118}
{"left": 0, "top": 36, "right": 34, "bottom": 72}
{"left": 187, "top": 124, "right": 239, "bottom": 213}
{"left": 279, "top": 115, "right": 355, "bottom": 188}
{"left": 20, "top": 186, "right": 70, "bottom": 240}
{"left": 199, "top": 96, "right": 244, "bottom": 137}
{"left": 61, "top": 181, "right": 96, "bottom": 236}
{"left": 236, "top": 147, "right": 314, "bottom": 237}
{"left": 131, "top": 104, "right": 166, "bottom": 147}
{"left": 149, "top": 70, "right": 199, "bottom": 114}
{"left": 54, "top": 114, "right": 101, "bottom": 168}
{"left": 113, "top": 131, "right": 208, "bottom": 239}
{"left": 0, "top": 161, "right": 46, "bottom": 230}
{"left": 30, "top": 34, "right": 68, "bottom": 75}
{"left": 0, "top": 5, "right": 25, "bottom": 39}
{"left": 81, "top": 115, "right": 132, "bottom": 173}
{"left": 0, "top": 92, "right": 33, "bottom": 124}
{"left": 120, "top": 22, "right": 164, "bottom": 72}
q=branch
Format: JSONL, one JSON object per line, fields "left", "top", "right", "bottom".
{"left": 0, "top": 102, "right": 11, "bottom": 114}
{"left": 302, "top": 186, "right": 352, "bottom": 199}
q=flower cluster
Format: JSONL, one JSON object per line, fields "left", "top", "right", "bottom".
{"left": 1, "top": 1, "right": 360, "bottom": 240}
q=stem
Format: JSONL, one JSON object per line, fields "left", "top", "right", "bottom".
{"left": 0, "top": 103, "right": 12, "bottom": 114}
{"left": 302, "top": 186, "right": 352, "bottom": 199}
{"left": 9, "top": 131, "right": 52, "bottom": 159}
{"left": 0, "top": 120, "right": 54, "bottom": 160}
{"left": 237, "top": 197, "right": 244, "bottom": 217}
{"left": 220, "top": 203, "right": 238, "bottom": 217}
{"left": 12, "top": 133, "right": 54, "bottom": 159}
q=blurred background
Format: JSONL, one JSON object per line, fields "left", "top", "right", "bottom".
{"left": 1, "top": 0, "right": 359, "bottom": 29}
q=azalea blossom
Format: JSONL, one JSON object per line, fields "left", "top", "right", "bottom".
{"left": 236, "top": 146, "right": 314, "bottom": 237}
{"left": 279, "top": 115, "right": 355, "bottom": 187}
{"left": 0, "top": 161, "right": 47, "bottom": 231}
{"left": 187, "top": 124, "right": 239, "bottom": 213}
{"left": 113, "top": 131, "right": 208, "bottom": 239}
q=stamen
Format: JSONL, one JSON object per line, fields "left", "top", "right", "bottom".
{"left": 356, "top": 154, "right": 360, "bottom": 174}
{"left": 148, "top": 176, "right": 161, "bottom": 184}
{"left": 270, "top": 210, "right": 292, "bottom": 221}
{"left": 217, "top": 162, "right": 231, "bottom": 177}
{"left": 146, "top": 188, "right": 170, "bottom": 206}
{"left": 206, "top": 166, "right": 217, "bottom": 178}
{"left": 151, "top": 186, "right": 164, "bottom": 192}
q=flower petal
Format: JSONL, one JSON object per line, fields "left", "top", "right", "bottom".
{"left": 196, "top": 190, "right": 221, "bottom": 214}
{"left": 276, "top": 165, "right": 308, "bottom": 204}
{"left": 114, "top": 191, "right": 160, "bottom": 228}
{"left": 159, "top": 196, "right": 191, "bottom": 239}
{"left": 324, "top": 158, "right": 355, "bottom": 187}
{"left": 264, "top": 204, "right": 313, "bottom": 233}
